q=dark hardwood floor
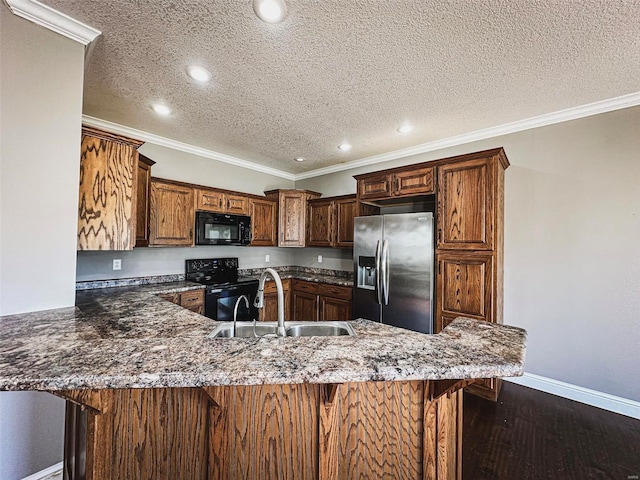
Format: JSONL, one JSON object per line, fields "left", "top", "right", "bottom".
{"left": 463, "top": 382, "right": 640, "bottom": 480}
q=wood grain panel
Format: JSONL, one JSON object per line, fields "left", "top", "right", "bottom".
{"left": 207, "top": 384, "right": 319, "bottom": 480}
{"left": 135, "top": 155, "right": 154, "bottom": 247}
{"left": 437, "top": 158, "right": 494, "bottom": 250}
{"left": 196, "top": 188, "right": 225, "bottom": 212}
{"left": 149, "top": 179, "right": 194, "bottom": 246}
{"left": 77, "top": 133, "right": 138, "bottom": 250}
{"left": 334, "top": 196, "right": 358, "bottom": 247}
{"left": 358, "top": 174, "right": 391, "bottom": 200}
{"left": 249, "top": 197, "right": 277, "bottom": 246}
{"left": 436, "top": 252, "right": 493, "bottom": 321}
{"left": 336, "top": 381, "right": 424, "bottom": 479}
{"left": 307, "top": 199, "right": 334, "bottom": 247}
{"left": 393, "top": 166, "right": 434, "bottom": 196}
{"left": 319, "top": 296, "right": 352, "bottom": 321}
{"left": 293, "top": 290, "right": 319, "bottom": 321}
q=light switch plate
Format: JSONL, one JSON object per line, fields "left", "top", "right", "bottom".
{"left": 113, "top": 259, "right": 122, "bottom": 270}
{"left": 317, "top": 255, "right": 323, "bottom": 263}
{"left": 265, "top": 254, "right": 270, "bottom": 262}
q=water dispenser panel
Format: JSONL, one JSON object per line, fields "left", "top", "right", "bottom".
{"left": 357, "top": 256, "right": 377, "bottom": 290}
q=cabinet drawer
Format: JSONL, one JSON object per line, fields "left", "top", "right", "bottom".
{"left": 180, "top": 290, "right": 204, "bottom": 307}
{"left": 196, "top": 189, "right": 225, "bottom": 212}
{"left": 319, "top": 283, "right": 352, "bottom": 301}
{"left": 263, "top": 279, "right": 291, "bottom": 294}
{"left": 293, "top": 280, "right": 319, "bottom": 294}
{"left": 393, "top": 166, "right": 434, "bottom": 196}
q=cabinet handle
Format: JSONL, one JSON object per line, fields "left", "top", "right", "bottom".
{"left": 227, "top": 199, "right": 230, "bottom": 210}
{"left": 438, "top": 261, "right": 441, "bottom": 275}
{"left": 219, "top": 198, "right": 223, "bottom": 208}
{"left": 189, "top": 228, "right": 193, "bottom": 239}
{"left": 437, "top": 229, "right": 442, "bottom": 242}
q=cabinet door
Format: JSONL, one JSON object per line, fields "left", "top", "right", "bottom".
{"left": 149, "top": 181, "right": 194, "bottom": 246}
{"left": 259, "top": 280, "right": 291, "bottom": 321}
{"left": 437, "top": 158, "right": 494, "bottom": 250}
{"left": 319, "top": 297, "right": 351, "bottom": 321}
{"left": 393, "top": 166, "right": 434, "bottom": 196}
{"left": 435, "top": 252, "right": 493, "bottom": 325}
{"left": 334, "top": 197, "right": 358, "bottom": 247}
{"left": 307, "top": 199, "right": 334, "bottom": 247}
{"left": 292, "top": 291, "right": 318, "bottom": 321}
{"left": 196, "top": 189, "right": 225, "bottom": 212}
{"left": 135, "top": 155, "right": 153, "bottom": 247}
{"left": 77, "top": 132, "right": 138, "bottom": 250}
{"left": 279, "top": 191, "right": 307, "bottom": 247}
{"left": 225, "top": 193, "right": 249, "bottom": 215}
{"left": 358, "top": 173, "right": 391, "bottom": 201}
{"left": 249, "top": 198, "right": 277, "bottom": 246}
{"left": 179, "top": 290, "right": 204, "bottom": 314}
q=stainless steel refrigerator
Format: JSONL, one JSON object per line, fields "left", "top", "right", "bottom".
{"left": 353, "top": 212, "right": 434, "bottom": 333}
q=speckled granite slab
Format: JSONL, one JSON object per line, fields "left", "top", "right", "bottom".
{"left": 0, "top": 282, "right": 525, "bottom": 391}
{"left": 240, "top": 266, "right": 353, "bottom": 286}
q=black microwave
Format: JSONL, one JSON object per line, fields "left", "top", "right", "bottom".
{"left": 195, "top": 211, "right": 251, "bottom": 245}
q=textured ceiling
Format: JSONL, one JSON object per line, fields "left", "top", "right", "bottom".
{"left": 43, "top": 0, "right": 640, "bottom": 174}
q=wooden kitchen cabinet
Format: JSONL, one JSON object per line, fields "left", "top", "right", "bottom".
{"left": 77, "top": 126, "right": 144, "bottom": 250}
{"left": 195, "top": 188, "right": 249, "bottom": 215}
{"left": 437, "top": 156, "right": 501, "bottom": 250}
{"left": 159, "top": 289, "right": 204, "bottom": 315}
{"left": 135, "top": 154, "right": 155, "bottom": 247}
{"left": 149, "top": 179, "right": 195, "bottom": 246}
{"left": 259, "top": 279, "right": 291, "bottom": 322}
{"left": 292, "top": 280, "right": 353, "bottom": 321}
{"left": 307, "top": 194, "right": 361, "bottom": 248}
{"left": 265, "top": 189, "right": 321, "bottom": 247}
{"left": 249, "top": 197, "right": 277, "bottom": 246}
{"left": 435, "top": 252, "right": 493, "bottom": 325}
{"left": 356, "top": 165, "right": 434, "bottom": 202}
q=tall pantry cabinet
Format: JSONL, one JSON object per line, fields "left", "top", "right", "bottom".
{"left": 435, "top": 149, "right": 508, "bottom": 401}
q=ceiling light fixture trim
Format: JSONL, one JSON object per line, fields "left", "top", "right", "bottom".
{"left": 253, "top": 0, "right": 287, "bottom": 23}
{"left": 5, "top": 0, "right": 101, "bottom": 45}
{"left": 398, "top": 124, "right": 415, "bottom": 134}
{"left": 294, "top": 157, "right": 305, "bottom": 162}
{"left": 151, "top": 104, "right": 172, "bottom": 116}
{"left": 338, "top": 143, "right": 352, "bottom": 152}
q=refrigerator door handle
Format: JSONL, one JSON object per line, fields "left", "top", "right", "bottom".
{"left": 375, "top": 240, "right": 382, "bottom": 305}
{"left": 381, "top": 239, "right": 390, "bottom": 305}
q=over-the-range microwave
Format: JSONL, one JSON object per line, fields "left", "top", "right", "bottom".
{"left": 195, "top": 211, "right": 251, "bottom": 246}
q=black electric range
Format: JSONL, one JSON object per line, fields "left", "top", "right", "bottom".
{"left": 185, "top": 258, "right": 259, "bottom": 321}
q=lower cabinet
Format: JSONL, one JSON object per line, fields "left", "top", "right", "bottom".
{"left": 159, "top": 289, "right": 204, "bottom": 315}
{"left": 292, "top": 280, "right": 353, "bottom": 321}
{"left": 259, "top": 279, "right": 291, "bottom": 321}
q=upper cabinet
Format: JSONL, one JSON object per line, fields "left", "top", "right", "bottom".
{"left": 437, "top": 157, "right": 500, "bottom": 251}
{"left": 356, "top": 166, "right": 434, "bottom": 202}
{"left": 135, "top": 154, "right": 156, "bottom": 247}
{"left": 249, "top": 197, "right": 277, "bottom": 246}
{"left": 77, "top": 126, "right": 144, "bottom": 250}
{"left": 307, "top": 194, "right": 371, "bottom": 248}
{"left": 265, "top": 189, "right": 321, "bottom": 247}
{"left": 195, "top": 188, "right": 249, "bottom": 215}
{"left": 149, "top": 179, "right": 194, "bottom": 246}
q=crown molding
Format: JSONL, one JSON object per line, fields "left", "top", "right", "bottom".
{"left": 84, "top": 91, "right": 640, "bottom": 183}
{"left": 5, "top": 0, "right": 100, "bottom": 45}
{"left": 295, "top": 91, "right": 640, "bottom": 180}
{"left": 82, "top": 115, "right": 296, "bottom": 181}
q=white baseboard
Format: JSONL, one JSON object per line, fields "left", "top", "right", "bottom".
{"left": 505, "top": 373, "right": 640, "bottom": 420}
{"left": 21, "top": 462, "right": 62, "bottom": 480}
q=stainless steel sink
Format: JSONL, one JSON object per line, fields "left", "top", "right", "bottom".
{"left": 209, "top": 321, "right": 356, "bottom": 338}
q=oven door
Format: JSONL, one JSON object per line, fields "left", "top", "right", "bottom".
{"left": 205, "top": 282, "right": 259, "bottom": 321}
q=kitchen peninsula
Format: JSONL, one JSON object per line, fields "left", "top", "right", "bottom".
{"left": 0, "top": 282, "right": 526, "bottom": 480}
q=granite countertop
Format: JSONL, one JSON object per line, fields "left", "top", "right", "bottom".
{"left": 239, "top": 266, "right": 353, "bottom": 287}
{"left": 0, "top": 282, "right": 526, "bottom": 391}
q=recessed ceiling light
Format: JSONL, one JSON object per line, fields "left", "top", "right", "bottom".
{"left": 186, "top": 65, "right": 211, "bottom": 83}
{"left": 338, "top": 143, "right": 352, "bottom": 152}
{"left": 294, "top": 157, "right": 305, "bottom": 162}
{"left": 398, "top": 124, "right": 415, "bottom": 134}
{"left": 152, "top": 103, "right": 171, "bottom": 116}
{"left": 253, "top": 0, "right": 287, "bottom": 23}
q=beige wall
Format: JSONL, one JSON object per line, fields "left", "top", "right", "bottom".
{"left": 0, "top": 4, "right": 85, "bottom": 479}
{"left": 297, "top": 106, "right": 640, "bottom": 402}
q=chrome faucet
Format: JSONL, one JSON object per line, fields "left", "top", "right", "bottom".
{"left": 233, "top": 294, "right": 250, "bottom": 338}
{"left": 254, "top": 268, "right": 286, "bottom": 337}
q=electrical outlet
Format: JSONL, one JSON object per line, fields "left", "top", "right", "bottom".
{"left": 265, "top": 254, "right": 270, "bottom": 263}
{"left": 317, "top": 255, "right": 323, "bottom": 263}
{"left": 112, "top": 259, "right": 122, "bottom": 270}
